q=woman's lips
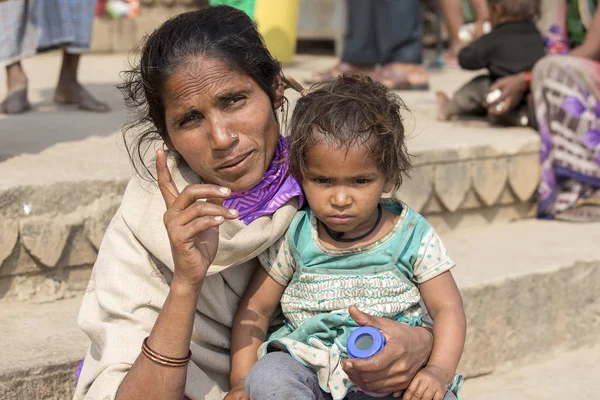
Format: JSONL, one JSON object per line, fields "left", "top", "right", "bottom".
{"left": 217, "top": 151, "right": 252, "bottom": 174}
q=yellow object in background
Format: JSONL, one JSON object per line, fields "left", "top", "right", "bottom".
{"left": 254, "top": 0, "right": 299, "bottom": 65}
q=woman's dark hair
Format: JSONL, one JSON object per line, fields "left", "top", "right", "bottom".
{"left": 119, "top": 5, "right": 283, "bottom": 179}
{"left": 289, "top": 75, "right": 411, "bottom": 191}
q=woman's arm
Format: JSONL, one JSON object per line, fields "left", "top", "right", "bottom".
{"left": 116, "top": 150, "right": 238, "bottom": 400}
{"left": 570, "top": 6, "right": 600, "bottom": 61}
{"left": 229, "top": 268, "right": 286, "bottom": 394}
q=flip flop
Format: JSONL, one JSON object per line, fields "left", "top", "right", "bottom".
{"left": 377, "top": 64, "right": 430, "bottom": 91}
{"left": 554, "top": 197, "right": 600, "bottom": 222}
{"left": 305, "top": 63, "right": 375, "bottom": 84}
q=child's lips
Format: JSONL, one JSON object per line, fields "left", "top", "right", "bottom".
{"left": 327, "top": 215, "right": 354, "bottom": 224}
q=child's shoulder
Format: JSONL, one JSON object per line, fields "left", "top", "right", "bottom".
{"left": 380, "top": 198, "right": 434, "bottom": 233}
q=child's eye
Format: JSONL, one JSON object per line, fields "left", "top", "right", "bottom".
{"left": 354, "top": 178, "right": 371, "bottom": 185}
{"left": 313, "top": 178, "right": 330, "bottom": 184}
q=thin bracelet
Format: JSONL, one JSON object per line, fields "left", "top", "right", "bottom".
{"left": 141, "top": 337, "right": 192, "bottom": 367}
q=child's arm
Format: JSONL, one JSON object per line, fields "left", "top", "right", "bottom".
{"left": 229, "top": 267, "right": 286, "bottom": 394}
{"left": 404, "top": 271, "right": 466, "bottom": 400}
{"left": 457, "top": 34, "right": 490, "bottom": 70}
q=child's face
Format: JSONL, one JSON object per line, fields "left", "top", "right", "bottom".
{"left": 302, "top": 140, "right": 394, "bottom": 237}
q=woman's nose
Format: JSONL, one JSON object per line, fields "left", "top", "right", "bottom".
{"left": 208, "top": 117, "right": 236, "bottom": 150}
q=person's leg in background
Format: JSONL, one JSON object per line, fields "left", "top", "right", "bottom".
{"left": 439, "top": 0, "right": 489, "bottom": 65}
{"left": 53, "top": 0, "right": 110, "bottom": 112}
{"left": 0, "top": 0, "right": 34, "bottom": 114}
{"left": 375, "top": 0, "right": 429, "bottom": 90}
{"left": 436, "top": 74, "right": 491, "bottom": 120}
{"left": 308, "top": 0, "right": 378, "bottom": 83}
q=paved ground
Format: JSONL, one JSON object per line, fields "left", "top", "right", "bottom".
{"left": 0, "top": 50, "right": 488, "bottom": 163}
{"left": 461, "top": 344, "right": 600, "bottom": 400}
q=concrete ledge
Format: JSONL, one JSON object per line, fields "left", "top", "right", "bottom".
{"left": 461, "top": 344, "right": 600, "bottom": 399}
{"left": 1, "top": 221, "right": 598, "bottom": 397}
{"left": 0, "top": 297, "right": 86, "bottom": 399}
{"left": 446, "top": 220, "right": 600, "bottom": 377}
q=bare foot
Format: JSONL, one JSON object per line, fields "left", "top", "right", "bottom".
{"left": 54, "top": 82, "right": 111, "bottom": 112}
{"left": 436, "top": 92, "right": 451, "bottom": 121}
{"left": 1, "top": 87, "right": 32, "bottom": 114}
{"left": 305, "top": 62, "right": 375, "bottom": 84}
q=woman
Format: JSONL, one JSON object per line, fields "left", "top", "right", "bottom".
{"left": 486, "top": 0, "right": 600, "bottom": 221}
{"left": 74, "top": 6, "right": 434, "bottom": 400}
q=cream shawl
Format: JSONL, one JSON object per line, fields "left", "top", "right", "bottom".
{"left": 74, "top": 155, "right": 298, "bottom": 400}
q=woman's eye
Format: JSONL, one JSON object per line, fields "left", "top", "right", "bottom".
{"left": 180, "top": 114, "right": 200, "bottom": 127}
{"left": 227, "top": 96, "right": 246, "bottom": 107}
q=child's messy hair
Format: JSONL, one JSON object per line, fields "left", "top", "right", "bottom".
{"left": 288, "top": 75, "right": 411, "bottom": 191}
{"left": 488, "top": 0, "right": 540, "bottom": 22}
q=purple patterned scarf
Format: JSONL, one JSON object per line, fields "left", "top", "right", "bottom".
{"left": 224, "top": 135, "right": 304, "bottom": 224}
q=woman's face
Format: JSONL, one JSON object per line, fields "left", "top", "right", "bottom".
{"left": 162, "top": 56, "right": 282, "bottom": 192}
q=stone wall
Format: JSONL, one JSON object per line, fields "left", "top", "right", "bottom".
{"left": 0, "top": 180, "right": 127, "bottom": 303}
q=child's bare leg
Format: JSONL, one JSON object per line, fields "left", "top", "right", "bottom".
{"left": 1, "top": 62, "right": 31, "bottom": 114}
{"left": 436, "top": 92, "right": 452, "bottom": 121}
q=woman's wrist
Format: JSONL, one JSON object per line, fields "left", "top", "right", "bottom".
{"left": 170, "top": 276, "right": 203, "bottom": 298}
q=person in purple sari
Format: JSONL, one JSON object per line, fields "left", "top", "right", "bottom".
{"left": 485, "top": 0, "right": 600, "bottom": 221}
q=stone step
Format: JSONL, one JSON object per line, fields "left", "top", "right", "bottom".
{"left": 460, "top": 344, "right": 600, "bottom": 400}
{"left": 444, "top": 220, "right": 600, "bottom": 377}
{"left": 1, "top": 220, "right": 598, "bottom": 397}
{"left": 0, "top": 296, "right": 86, "bottom": 399}
{"left": 0, "top": 53, "right": 540, "bottom": 303}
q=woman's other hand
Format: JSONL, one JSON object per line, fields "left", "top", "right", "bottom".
{"left": 486, "top": 72, "right": 528, "bottom": 116}
{"left": 156, "top": 149, "right": 238, "bottom": 290}
{"left": 341, "top": 306, "right": 433, "bottom": 397}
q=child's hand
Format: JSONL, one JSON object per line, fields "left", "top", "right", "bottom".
{"left": 224, "top": 384, "right": 250, "bottom": 400}
{"left": 402, "top": 365, "right": 447, "bottom": 400}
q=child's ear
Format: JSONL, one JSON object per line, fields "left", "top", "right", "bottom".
{"left": 383, "top": 180, "right": 395, "bottom": 194}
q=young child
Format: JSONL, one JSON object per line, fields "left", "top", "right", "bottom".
{"left": 227, "top": 76, "right": 466, "bottom": 400}
{"left": 436, "top": 0, "right": 545, "bottom": 127}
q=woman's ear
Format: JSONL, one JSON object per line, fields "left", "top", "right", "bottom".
{"left": 273, "top": 73, "right": 285, "bottom": 109}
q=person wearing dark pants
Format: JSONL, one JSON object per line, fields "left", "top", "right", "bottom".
{"left": 309, "top": 0, "right": 429, "bottom": 90}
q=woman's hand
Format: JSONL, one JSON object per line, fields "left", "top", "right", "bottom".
{"left": 486, "top": 72, "right": 528, "bottom": 116}
{"left": 341, "top": 306, "right": 434, "bottom": 397}
{"left": 156, "top": 149, "right": 238, "bottom": 290}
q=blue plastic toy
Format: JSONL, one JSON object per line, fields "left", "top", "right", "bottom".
{"left": 347, "top": 326, "right": 386, "bottom": 359}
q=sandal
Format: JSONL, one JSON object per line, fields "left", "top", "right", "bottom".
{"left": 554, "top": 197, "right": 600, "bottom": 222}
{"left": 378, "top": 63, "right": 430, "bottom": 91}
{"left": 305, "top": 62, "right": 375, "bottom": 84}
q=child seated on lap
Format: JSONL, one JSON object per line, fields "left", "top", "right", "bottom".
{"left": 437, "top": 0, "right": 545, "bottom": 127}
{"left": 226, "top": 76, "right": 466, "bottom": 400}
